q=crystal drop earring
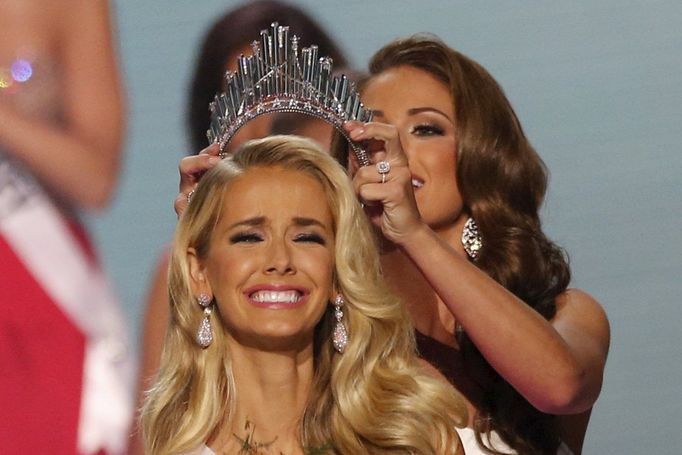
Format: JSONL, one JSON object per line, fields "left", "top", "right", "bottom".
{"left": 196, "top": 293, "right": 213, "bottom": 348}
{"left": 461, "top": 217, "right": 483, "bottom": 261}
{"left": 332, "top": 294, "right": 348, "bottom": 353}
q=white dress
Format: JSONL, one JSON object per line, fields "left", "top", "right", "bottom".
{"left": 456, "top": 427, "right": 575, "bottom": 455}
{"left": 184, "top": 446, "right": 215, "bottom": 455}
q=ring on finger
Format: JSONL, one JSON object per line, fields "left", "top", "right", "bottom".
{"left": 187, "top": 189, "right": 195, "bottom": 203}
{"left": 376, "top": 160, "right": 391, "bottom": 184}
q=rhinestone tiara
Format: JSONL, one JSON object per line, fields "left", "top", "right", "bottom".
{"left": 207, "top": 22, "right": 372, "bottom": 166}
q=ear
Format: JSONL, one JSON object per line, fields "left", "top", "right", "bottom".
{"left": 187, "top": 247, "right": 212, "bottom": 297}
{"left": 331, "top": 283, "right": 343, "bottom": 306}
{"left": 330, "top": 274, "right": 339, "bottom": 303}
{"left": 348, "top": 148, "right": 361, "bottom": 175}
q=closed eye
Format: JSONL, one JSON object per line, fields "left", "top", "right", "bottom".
{"left": 411, "top": 123, "right": 445, "bottom": 137}
{"left": 229, "top": 232, "right": 263, "bottom": 244}
{"left": 293, "top": 233, "right": 327, "bottom": 245}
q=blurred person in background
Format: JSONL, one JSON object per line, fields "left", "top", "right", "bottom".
{"left": 0, "top": 0, "right": 132, "bottom": 454}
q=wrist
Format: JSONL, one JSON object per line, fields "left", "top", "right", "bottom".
{"left": 395, "top": 220, "right": 432, "bottom": 251}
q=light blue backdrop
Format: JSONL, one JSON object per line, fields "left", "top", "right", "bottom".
{"left": 91, "top": 1, "right": 681, "bottom": 453}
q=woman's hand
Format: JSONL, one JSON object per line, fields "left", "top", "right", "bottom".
{"left": 174, "top": 143, "right": 221, "bottom": 217}
{"left": 344, "top": 121, "right": 425, "bottom": 245}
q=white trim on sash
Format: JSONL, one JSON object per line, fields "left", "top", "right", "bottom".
{"left": 0, "top": 175, "right": 134, "bottom": 454}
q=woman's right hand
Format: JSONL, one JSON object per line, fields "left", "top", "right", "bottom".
{"left": 174, "top": 143, "right": 221, "bottom": 217}
{"left": 344, "top": 121, "right": 425, "bottom": 246}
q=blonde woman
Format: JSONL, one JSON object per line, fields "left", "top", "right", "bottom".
{"left": 142, "top": 136, "right": 466, "bottom": 454}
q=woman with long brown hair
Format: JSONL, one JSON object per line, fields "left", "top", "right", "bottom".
{"left": 337, "top": 35, "right": 610, "bottom": 454}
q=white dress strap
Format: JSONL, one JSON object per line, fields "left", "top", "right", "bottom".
{"left": 183, "top": 445, "right": 216, "bottom": 455}
{"left": 456, "top": 427, "right": 516, "bottom": 454}
{"left": 455, "top": 427, "right": 575, "bottom": 455}
{"left": 557, "top": 440, "right": 576, "bottom": 455}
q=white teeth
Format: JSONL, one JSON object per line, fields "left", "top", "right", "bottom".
{"left": 251, "top": 290, "right": 300, "bottom": 303}
{"left": 411, "top": 178, "right": 424, "bottom": 188}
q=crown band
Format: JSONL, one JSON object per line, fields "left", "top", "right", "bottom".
{"left": 206, "top": 22, "right": 372, "bottom": 166}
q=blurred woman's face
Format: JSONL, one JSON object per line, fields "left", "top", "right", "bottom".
{"left": 193, "top": 166, "right": 335, "bottom": 351}
{"left": 362, "top": 65, "right": 465, "bottom": 235}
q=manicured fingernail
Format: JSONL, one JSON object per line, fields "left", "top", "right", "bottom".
{"left": 208, "top": 156, "right": 220, "bottom": 165}
{"left": 350, "top": 128, "right": 364, "bottom": 139}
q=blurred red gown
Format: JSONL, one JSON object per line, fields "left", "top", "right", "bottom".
{"left": 0, "top": 57, "right": 133, "bottom": 454}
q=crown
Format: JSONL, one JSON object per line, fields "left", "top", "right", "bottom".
{"left": 207, "top": 22, "right": 372, "bottom": 166}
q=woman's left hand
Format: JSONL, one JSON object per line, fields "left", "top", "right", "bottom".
{"left": 344, "top": 121, "right": 425, "bottom": 245}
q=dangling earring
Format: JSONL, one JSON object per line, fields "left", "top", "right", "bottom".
{"left": 196, "top": 293, "right": 213, "bottom": 348}
{"left": 332, "top": 294, "right": 348, "bottom": 353}
{"left": 461, "top": 217, "right": 483, "bottom": 261}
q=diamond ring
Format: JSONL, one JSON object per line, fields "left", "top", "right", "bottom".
{"left": 187, "top": 189, "right": 195, "bottom": 204}
{"left": 376, "top": 160, "right": 391, "bottom": 183}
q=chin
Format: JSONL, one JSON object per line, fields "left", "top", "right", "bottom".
{"left": 423, "top": 213, "right": 462, "bottom": 235}
{"left": 253, "top": 334, "right": 314, "bottom": 353}
{"left": 235, "top": 323, "right": 317, "bottom": 351}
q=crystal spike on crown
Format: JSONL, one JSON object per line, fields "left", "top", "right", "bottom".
{"left": 207, "top": 22, "right": 372, "bottom": 166}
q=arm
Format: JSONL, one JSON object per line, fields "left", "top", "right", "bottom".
{"left": 347, "top": 121, "right": 610, "bottom": 415}
{"left": 0, "top": 0, "right": 124, "bottom": 210}
{"left": 174, "top": 143, "right": 221, "bottom": 216}
{"left": 402, "top": 226, "right": 610, "bottom": 414}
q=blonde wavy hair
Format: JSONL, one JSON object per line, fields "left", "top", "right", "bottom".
{"left": 141, "top": 136, "right": 467, "bottom": 454}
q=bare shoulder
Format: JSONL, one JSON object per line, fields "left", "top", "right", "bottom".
{"left": 553, "top": 288, "right": 610, "bottom": 351}
{"left": 555, "top": 288, "right": 607, "bottom": 321}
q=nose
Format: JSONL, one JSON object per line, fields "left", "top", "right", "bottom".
{"left": 264, "top": 238, "right": 295, "bottom": 275}
{"left": 397, "top": 131, "right": 414, "bottom": 165}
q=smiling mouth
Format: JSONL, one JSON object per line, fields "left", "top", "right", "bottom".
{"left": 249, "top": 290, "right": 302, "bottom": 304}
{"left": 411, "top": 178, "right": 424, "bottom": 189}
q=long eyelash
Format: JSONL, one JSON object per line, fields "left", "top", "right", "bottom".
{"left": 229, "top": 232, "right": 263, "bottom": 243}
{"left": 412, "top": 124, "right": 445, "bottom": 135}
{"left": 294, "top": 233, "right": 326, "bottom": 245}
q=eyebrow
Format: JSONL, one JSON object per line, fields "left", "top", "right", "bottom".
{"left": 227, "top": 216, "right": 266, "bottom": 230}
{"left": 292, "top": 217, "right": 326, "bottom": 228}
{"left": 371, "top": 107, "right": 453, "bottom": 122}
{"left": 227, "top": 216, "right": 326, "bottom": 229}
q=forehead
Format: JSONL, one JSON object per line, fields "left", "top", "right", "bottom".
{"left": 220, "top": 166, "right": 333, "bottom": 225}
{"left": 362, "top": 65, "right": 453, "bottom": 114}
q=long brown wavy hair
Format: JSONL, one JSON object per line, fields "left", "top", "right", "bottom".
{"left": 333, "top": 35, "right": 572, "bottom": 454}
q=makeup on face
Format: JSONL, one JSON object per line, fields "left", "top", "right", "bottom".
{"left": 201, "top": 166, "right": 335, "bottom": 344}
